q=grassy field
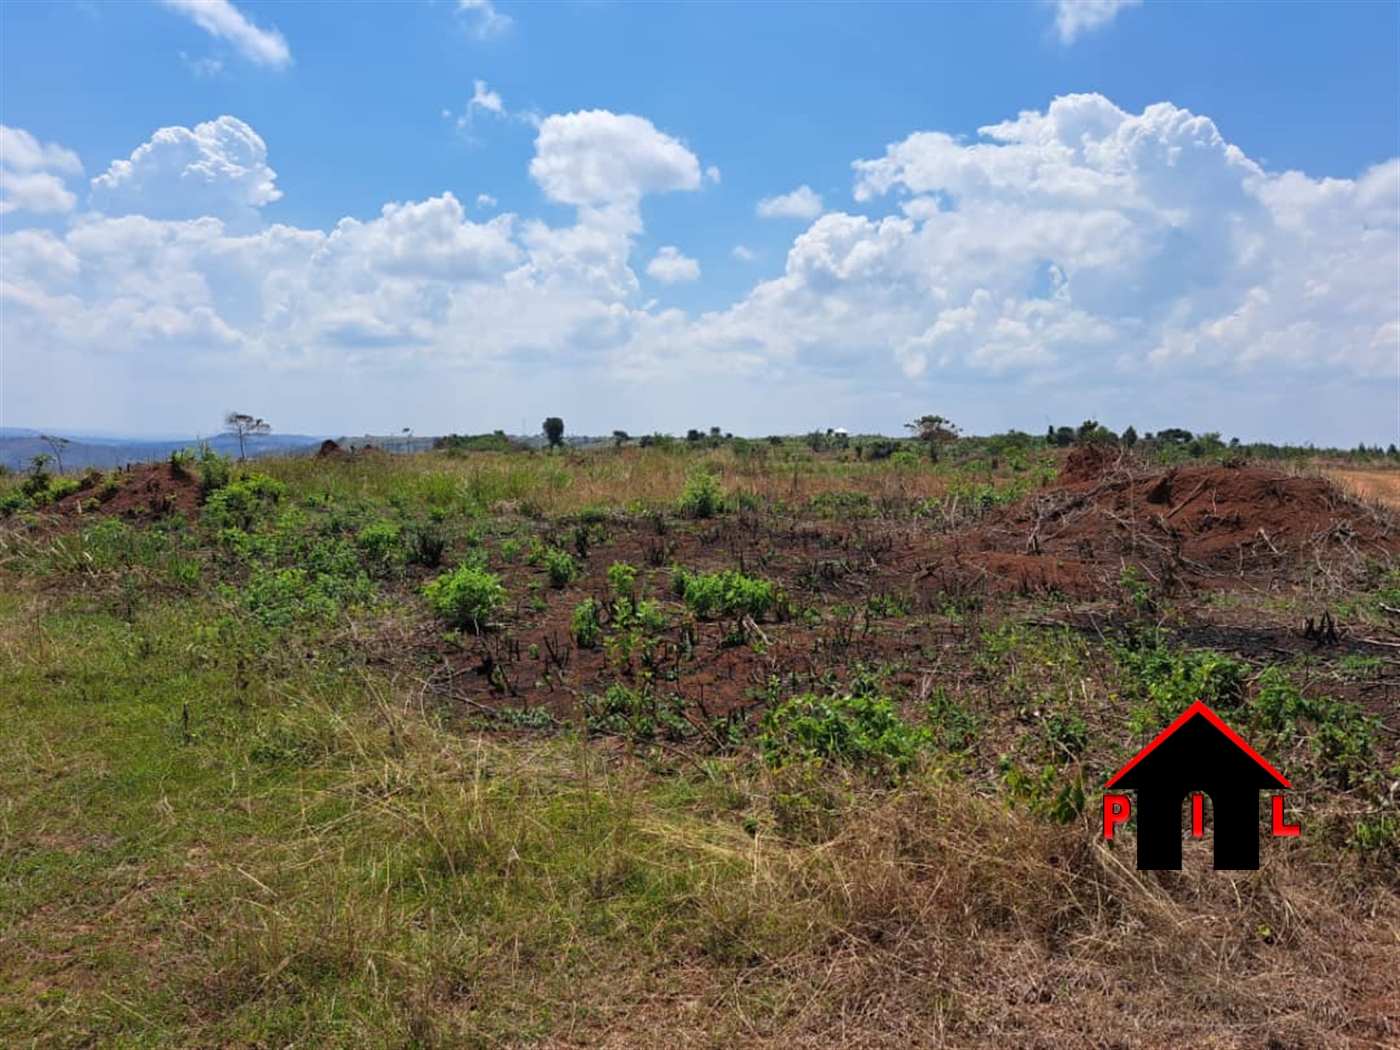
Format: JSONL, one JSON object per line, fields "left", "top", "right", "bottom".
{"left": 2, "top": 441, "right": 1398, "bottom": 1048}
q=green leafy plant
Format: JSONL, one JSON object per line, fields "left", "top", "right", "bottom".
{"left": 673, "top": 567, "right": 777, "bottom": 621}
{"left": 926, "top": 689, "right": 980, "bottom": 753}
{"left": 423, "top": 564, "right": 506, "bottom": 631}
{"left": 759, "top": 693, "right": 929, "bottom": 781}
{"left": 607, "top": 561, "right": 638, "bottom": 605}
{"left": 677, "top": 470, "right": 725, "bottom": 519}
{"left": 571, "top": 597, "right": 602, "bottom": 648}
{"left": 355, "top": 521, "right": 402, "bottom": 567}
{"left": 404, "top": 524, "right": 446, "bottom": 568}
{"left": 194, "top": 442, "right": 232, "bottom": 496}
{"left": 545, "top": 547, "right": 578, "bottom": 589}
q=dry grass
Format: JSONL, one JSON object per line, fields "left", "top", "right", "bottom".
{"left": 1318, "top": 466, "right": 1400, "bottom": 512}
{"left": 257, "top": 446, "right": 979, "bottom": 518}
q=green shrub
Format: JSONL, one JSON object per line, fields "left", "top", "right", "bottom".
{"left": 545, "top": 548, "right": 578, "bottom": 589}
{"left": 195, "top": 443, "right": 232, "bottom": 495}
{"left": 760, "top": 693, "right": 929, "bottom": 780}
{"left": 202, "top": 473, "right": 287, "bottom": 530}
{"left": 673, "top": 567, "right": 777, "bottom": 621}
{"left": 0, "top": 490, "right": 31, "bottom": 517}
{"left": 423, "top": 564, "right": 506, "bottom": 630}
{"left": 47, "top": 477, "right": 81, "bottom": 502}
{"left": 677, "top": 470, "right": 725, "bottom": 519}
{"left": 355, "top": 521, "right": 402, "bottom": 564}
{"left": 404, "top": 524, "right": 446, "bottom": 568}
{"left": 1116, "top": 637, "right": 1247, "bottom": 716}
{"left": 571, "top": 598, "right": 602, "bottom": 648}
{"left": 1042, "top": 711, "right": 1089, "bottom": 757}
{"left": 926, "top": 689, "right": 980, "bottom": 753}
{"left": 607, "top": 561, "right": 638, "bottom": 604}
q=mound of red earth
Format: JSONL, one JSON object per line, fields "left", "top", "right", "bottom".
{"left": 921, "top": 449, "right": 1398, "bottom": 600}
{"left": 315, "top": 439, "right": 348, "bottom": 460}
{"left": 51, "top": 462, "right": 203, "bottom": 523}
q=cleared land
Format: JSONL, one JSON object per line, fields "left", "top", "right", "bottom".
{"left": 2, "top": 442, "right": 1397, "bottom": 1048}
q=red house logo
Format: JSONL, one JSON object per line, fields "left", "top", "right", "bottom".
{"left": 1103, "top": 701, "right": 1300, "bottom": 870}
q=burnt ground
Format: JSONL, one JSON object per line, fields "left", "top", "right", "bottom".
{"left": 363, "top": 450, "right": 1400, "bottom": 748}
{"left": 53, "top": 461, "right": 204, "bottom": 523}
{"left": 35, "top": 448, "right": 1400, "bottom": 737}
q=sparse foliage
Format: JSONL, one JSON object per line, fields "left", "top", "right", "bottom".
{"left": 905, "top": 414, "right": 959, "bottom": 460}
{"left": 224, "top": 412, "right": 271, "bottom": 461}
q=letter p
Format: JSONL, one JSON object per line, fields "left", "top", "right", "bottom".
{"left": 1103, "top": 794, "right": 1131, "bottom": 839}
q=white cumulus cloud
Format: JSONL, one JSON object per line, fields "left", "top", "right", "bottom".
{"left": 89, "top": 116, "right": 281, "bottom": 229}
{"left": 1051, "top": 0, "right": 1141, "bottom": 44}
{"left": 757, "top": 185, "right": 823, "bottom": 220}
{"left": 161, "top": 0, "right": 291, "bottom": 67}
{"left": 732, "top": 245, "right": 755, "bottom": 262}
{"left": 2, "top": 95, "right": 1395, "bottom": 445}
{"left": 646, "top": 246, "right": 701, "bottom": 284}
{"left": 530, "top": 110, "right": 703, "bottom": 210}
{"left": 0, "top": 126, "right": 84, "bottom": 215}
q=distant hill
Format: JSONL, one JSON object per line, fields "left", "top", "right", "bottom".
{"left": 0, "top": 431, "right": 330, "bottom": 473}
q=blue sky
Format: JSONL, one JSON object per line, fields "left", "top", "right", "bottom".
{"left": 1, "top": 0, "right": 1397, "bottom": 442}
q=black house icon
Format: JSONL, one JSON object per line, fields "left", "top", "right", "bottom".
{"left": 1106, "top": 701, "right": 1290, "bottom": 870}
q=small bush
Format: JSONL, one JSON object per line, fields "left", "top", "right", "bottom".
{"left": 195, "top": 443, "right": 232, "bottom": 495}
{"left": 677, "top": 470, "right": 725, "bottom": 519}
{"left": 423, "top": 564, "right": 506, "bottom": 631}
{"left": 760, "top": 693, "right": 929, "bottom": 781}
{"left": 673, "top": 567, "right": 777, "bottom": 620}
{"left": 202, "top": 473, "right": 287, "bottom": 530}
{"left": 0, "top": 491, "right": 32, "bottom": 517}
{"left": 545, "top": 548, "right": 578, "bottom": 589}
{"left": 355, "top": 521, "right": 402, "bottom": 571}
{"left": 607, "top": 561, "right": 638, "bottom": 604}
{"left": 571, "top": 597, "right": 602, "bottom": 648}
{"left": 404, "top": 524, "right": 447, "bottom": 568}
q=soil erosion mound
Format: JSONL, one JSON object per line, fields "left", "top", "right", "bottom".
{"left": 925, "top": 455, "right": 1398, "bottom": 599}
{"left": 53, "top": 461, "right": 203, "bottom": 523}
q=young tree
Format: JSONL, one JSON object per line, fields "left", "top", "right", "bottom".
{"left": 224, "top": 412, "right": 271, "bottom": 462}
{"left": 39, "top": 435, "right": 70, "bottom": 475}
{"left": 1121, "top": 425, "right": 1139, "bottom": 448}
{"left": 612, "top": 430, "right": 630, "bottom": 449}
{"left": 542, "top": 416, "right": 565, "bottom": 450}
{"left": 905, "top": 414, "right": 959, "bottom": 461}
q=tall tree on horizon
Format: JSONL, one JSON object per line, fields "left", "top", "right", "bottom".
{"left": 542, "top": 417, "right": 565, "bottom": 450}
{"left": 225, "top": 412, "right": 271, "bottom": 462}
